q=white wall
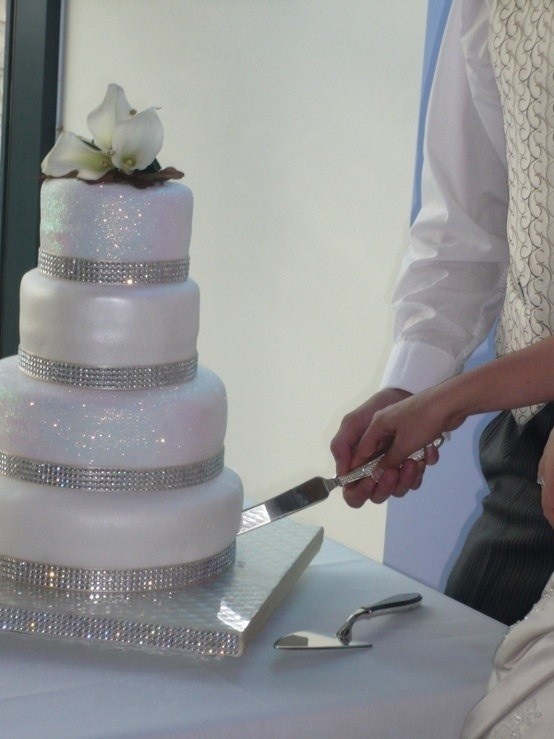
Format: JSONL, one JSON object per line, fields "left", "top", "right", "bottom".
{"left": 61, "top": 0, "right": 427, "bottom": 562}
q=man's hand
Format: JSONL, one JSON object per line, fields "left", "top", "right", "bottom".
{"left": 330, "top": 388, "right": 439, "bottom": 507}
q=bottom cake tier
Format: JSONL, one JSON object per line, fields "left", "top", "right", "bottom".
{"left": 0, "top": 468, "right": 243, "bottom": 574}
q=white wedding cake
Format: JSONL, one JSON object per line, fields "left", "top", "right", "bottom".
{"left": 0, "top": 86, "right": 243, "bottom": 592}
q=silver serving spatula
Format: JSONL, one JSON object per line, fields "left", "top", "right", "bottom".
{"left": 274, "top": 592, "right": 423, "bottom": 650}
{"left": 239, "top": 437, "right": 443, "bottom": 535}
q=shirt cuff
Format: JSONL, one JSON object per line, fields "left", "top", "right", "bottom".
{"left": 380, "top": 340, "right": 459, "bottom": 394}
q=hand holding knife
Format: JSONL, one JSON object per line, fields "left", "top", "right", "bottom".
{"left": 239, "top": 436, "right": 444, "bottom": 535}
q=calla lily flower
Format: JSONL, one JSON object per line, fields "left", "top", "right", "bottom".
{"left": 87, "top": 84, "right": 134, "bottom": 152}
{"left": 41, "top": 132, "right": 113, "bottom": 180}
{"left": 41, "top": 84, "right": 164, "bottom": 181}
{"left": 111, "top": 108, "right": 164, "bottom": 174}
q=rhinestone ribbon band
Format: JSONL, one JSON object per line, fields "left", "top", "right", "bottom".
{"left": 0, "top": 604, "right": 241, "bottom": 655}
{"left": 0, "top": 543, "right": 236, "bottom": 592}
{"left": 0, "top": 450, "right": 224, "bottom": 492}
{"left": 18, "top": 349, "right": 198, "bottom": 389}
{"left": 38, "top": 250, "right": 189, "bottom": 284}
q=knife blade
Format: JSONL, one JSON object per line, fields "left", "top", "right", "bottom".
{"left": 238, "top": 436, "right": 443, "bottom": 535}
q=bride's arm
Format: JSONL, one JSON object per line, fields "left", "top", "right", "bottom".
{"left": 342, "top": 336, "right": 554, "bottom": 508}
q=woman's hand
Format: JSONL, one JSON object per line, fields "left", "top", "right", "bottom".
{"left": 537, "top": 430, "right": 554, "bottom": 527}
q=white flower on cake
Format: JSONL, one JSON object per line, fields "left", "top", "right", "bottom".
{"left": 41, "top": 84, "right": 182, "bottom": 187}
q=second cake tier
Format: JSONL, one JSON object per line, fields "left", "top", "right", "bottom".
{"left": 20, "top": 269, "right": 200, "bottom": 368}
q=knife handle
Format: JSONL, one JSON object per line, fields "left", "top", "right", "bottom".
{"left": 335, "top": 435, "right": 443, "bottom": 487}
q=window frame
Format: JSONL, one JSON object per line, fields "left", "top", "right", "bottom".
{"left": 0, "top": 0, "right": 62, "bottom": 356}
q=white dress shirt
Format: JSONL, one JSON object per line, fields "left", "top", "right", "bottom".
{"left": 381, "top": 0, "right": 510, "bottom": 393}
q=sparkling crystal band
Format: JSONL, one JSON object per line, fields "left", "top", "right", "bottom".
{"left": 0, "top": 450, "right": 225, "bottom": 492}
{"left": 0, "top": 543, "right": 236, "bottom": 592}
{"left": 0, "top": 603, "right": 241, "bottom": 655}
{"left": 18, "top": 348, "right": 198, "bottom": 389}
{"left": 38, "top": 249, "right": 189, "bottom": 284}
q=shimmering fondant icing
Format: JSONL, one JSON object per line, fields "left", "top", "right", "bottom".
{"left": 40, "top": 179, "right": 193, "bottom": 261}
{"left": 0, "top": 356, "right": 226, "bottom": 467}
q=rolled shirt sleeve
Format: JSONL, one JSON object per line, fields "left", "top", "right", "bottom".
{"left": 382, "top": 0, "right": 510, "bottom": 394}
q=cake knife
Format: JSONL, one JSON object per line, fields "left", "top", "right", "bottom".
{"left": 238, "top": 436, "right": 443, "bottom": 535}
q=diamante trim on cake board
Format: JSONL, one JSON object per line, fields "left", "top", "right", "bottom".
{"left": 38, "top": 250, "right": 189, "bottom": 284}
{"left": 0, "top": 450, "right": 224, "bottom": 491}
{"left": 18, "top": 348, "right": 198, "bottom": 389}
{"left": 0, "top": 544, "right": 236, "bottom": 593}
{"left": 0, "top": 603, "right": 242, "bottom": 655}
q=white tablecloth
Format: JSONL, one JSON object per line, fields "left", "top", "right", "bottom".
{"left": 0, "top": 537, "right": 506, "bottom": 738}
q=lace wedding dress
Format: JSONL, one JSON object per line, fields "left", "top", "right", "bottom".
{"left": 461, "top": 572, "right": 554, "bottom": 738}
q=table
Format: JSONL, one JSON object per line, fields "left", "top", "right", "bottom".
{"left": 0, "top": 534, "right": 506, "bottom": 738}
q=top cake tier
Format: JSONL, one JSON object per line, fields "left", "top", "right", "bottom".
{"left": 40, "top": 179, "right": 193, "bottom": 262}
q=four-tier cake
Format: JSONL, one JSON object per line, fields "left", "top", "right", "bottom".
{"left": 0, "top": 85, "right": 243, "bottom": 593}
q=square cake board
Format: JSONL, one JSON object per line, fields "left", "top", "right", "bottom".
{"left": 0, "top": 519, "right": 323, "bottom": 657}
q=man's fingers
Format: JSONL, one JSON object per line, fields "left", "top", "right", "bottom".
{"left": 391, "top": 458, "right": 422, "bottom": 496}
{"left": 370, "top": 468, "right": 400, "bottom": 503}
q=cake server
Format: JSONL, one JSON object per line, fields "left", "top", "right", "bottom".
{"left": 238, "top": 436, "right": 443, "bottom": 535}
{"left": 273, "top": 592, "right": 423, "bottom": 650}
